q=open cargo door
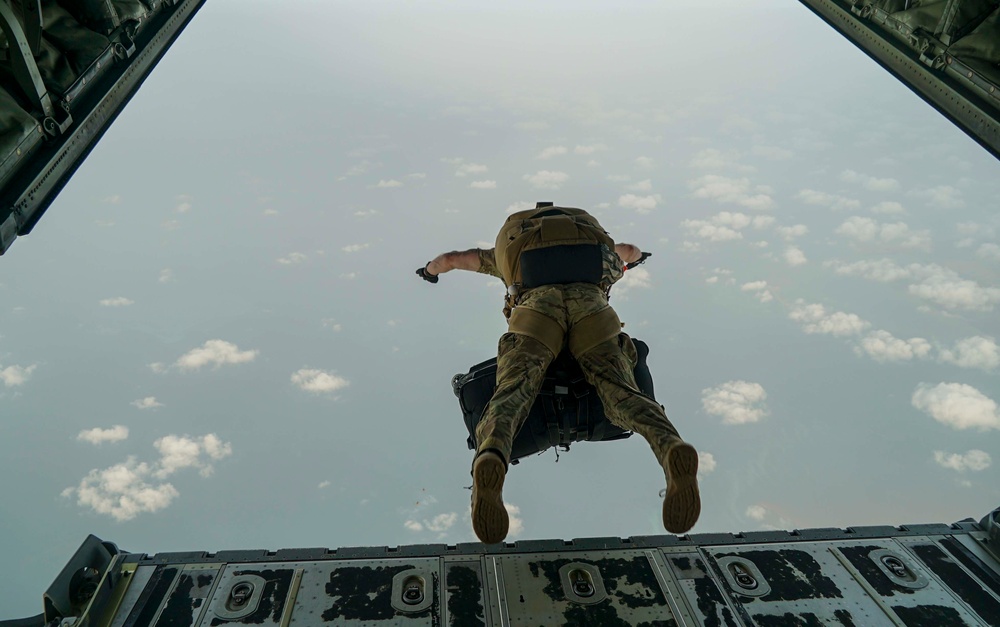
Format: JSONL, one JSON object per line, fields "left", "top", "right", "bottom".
{"left": 800, "top": 0, "right": 1000, "bottom": 162}
{"left": 0, "top": 0, "right": 206, "bottom": 255}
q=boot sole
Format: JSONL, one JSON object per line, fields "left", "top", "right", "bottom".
{"left": 472, "top": 454, "right": 509, "bottom": 544}
{"left": 663, "top": 443, "right": 701, "bottom": 534}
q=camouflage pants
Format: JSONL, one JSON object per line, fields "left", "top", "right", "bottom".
{"left": 475, "top": 283, "right": 682, "bottom": 469}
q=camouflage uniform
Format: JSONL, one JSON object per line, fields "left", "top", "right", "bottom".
{"left": 473, "top": 248, "right": 682, "bottom": 471}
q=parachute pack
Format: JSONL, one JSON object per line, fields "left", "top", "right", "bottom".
{"left": 452, "top": 339, "right": 658, "bottom": 464}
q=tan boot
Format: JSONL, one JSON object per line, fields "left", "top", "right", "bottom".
{"left": 471, "top": 451, "right": 509, "bottom": 544}
{"left": 662, "top": 442, "right": 701, "bottom": 534}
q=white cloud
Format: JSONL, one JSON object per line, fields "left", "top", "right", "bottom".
{"left": 99, "top": 297, "right": 134, "bottom": 307}
{"left": 839, "top": 169, "right": 900, "bottom": 192}
{"left": 698, "top": 452, "right": 717, "bottom": 479}
{"left": 784, "top": 246, "right": 807, "bottom": 267}
{"left": 795, "top": 189, "right": 860, "bottom": 211}
{"left": 524, "top": 170, "right": 569, "bottom": 189}
{"left": 978, "top": 243, "right": 1000, "bottom": 261}
{"left": 871, "top": 201, "right": 906, "bottom": 215}
{"left": 745, "top": 505, "right": 767, "bottom": 521}
{"left": 702, "top": 381, "right": 769, "bottom": 425}
{"left": 174, "top": 340, "right": 258, "bottom": 371}
{"left": 175, "top": 195, "right": 193, "bottom": 213}
{"left": 776, "top": 225, "right": 808, "bottom": 241}
{"left": 131, "top": 397, "right": 163, "bottom": 410}
{"left": 751, "top": 145, "right": 793, "bottom": 160}
{"left": 425, "top": 512, "right": 458, "bottom": 532}
{"left": 912, "top": 383, "right": 999, "bottom": 431}
{"left": 154, "top": 433, "right": 233, "bottom": 479}
{"left": 318, "top": 480, "right": 331, "bottom": 489}
{"left": 277, "top": 252, "right": 307, "bottom": 265}
{"left": 939, "top": 336, "right": 999, "bottom": 370}
{"left": 574, "top": 144, "right": 607, "bottom": 155}
{"left": 535, "top": 146, "right": 567, "bottom": 159}
{"left": 505, "top": 201, "right": 535, "bottom": 214}
{"left": 933, "top": 450, "right": 991, "bottom": 472}
{"left": 456, "top": 163, "right": 488, "bottom": 177}
{"left": 77, "top": 426, "right": 129, "bottom": 445}
{"left": 606, "top": 174, "right": 631, "bottom": 183}
{"left": 789, "top": 300, "right": 870, "bottom": 337}
{"left": 681, "top": 211, "right": 767, "bottom": 243}
{"left": 825, "top": 258, "right": 913, "bottom": 283}
{"left": 375, "top": 179, "right": 403, "bottom": 188}
{"left": 741, "top": 281, "right": 773, "bottom": 303}
{"left": 911, "top": 185, "right": 964, "bottom": 209}
{"left": 689, "top": 175, "right": 774, "bottom": 210}
{"left": 406, "top": 172, "right": 426, "bottom": 179}
{"left": 689, "top": 148, "right": 741, "bottom": 169}
{"left": 626, "top": 179, "right": 653, "bottom": 192}
{"left": 908, "top": 271, "right": 1000, "bottom": 312}
{"left": 634, "top": 156, "right": 654, "bottom": 169}
{"left": 505, "top": 502, "right": 525, "bottom": 537}
{"left": 65, "top": 457, "right": 179, "bottom": 521}
{"left": 322, "top": 318, "right": 343, "bottom": 332}
{"left": 614, "top": 267, "right": 652, "bottom": 296}
{"left": 0, "top": 364, "right": 36, "bottom": 387}
{"left": 404, "top": 520, "right": 424, "bottom": 531}
{"left": 835, "top": 217, "right": 931, "bottom": 249}
{"left": 291, "top": 368, "right": 350, "bottom": 394}
{"left": 103, "top": 194, "right": 122, "bottom": 204}
{"left": 618, "top": 194, "right": 661, "bottom": 213}
{"left": 856, "top": 330, "right": 931, "bottom": 362}
{"left": 469, "top": 180, "right": 497, "bottom": 189}
{"left": 342, "top": 243, "right": 370, "bottom": 253}
{"left": 158, "top": 268, "right": 174, "bottom": 283}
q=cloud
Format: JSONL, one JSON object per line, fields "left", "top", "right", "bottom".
{"left": 702, "top": 381, "right": 769, "bottom": 425}
{"left": 614, "top": 267, "right": 651, "bottom": 296}
{"left": 626, "top": 179, "right": 653, "bottom": 192}
{"left": 751, "top": 145, "right": 794, "bottom": 160}
{"left": 795, "top": 189, "right": 860, "bottom": 211}
{"left": 0, "top": 364, "right": 36, "bottom": 387}
{"left": 407, "top": 172, "right": 426, "bottom": 179}
{"left": 911, "top": 185, "right": 964, "bottom": 209}
{"left": 745, "top": 505, "right": 767, "bottom": 521}
{"left": 741, "top": 281, "right": 773, "bottom": 303}
{"left": 158, "top": 268, "right": 174, "bottom": 283}
{"left": 826, "top": 259, "right": 1000, "bottom": 311}
{"left": 77, "top": 426, "right": 129, "bottom": 445}
{"left": 978, "top": 243, "right": 1000, "bottom": 261}
{"left": 939, "top": 336, "right": 999, "bottom": 370}
{"left": 375, "top": 179, "right": 403, "bottom": 188}
{"left": 606, "top": 174, "right": 631, "bottom": 183}
{"left": 524, "top": 170, "right": 569, "bottom": 189}
{"left": 784, "top": 246, "right": 807, "bottom": 266}
{"left": 825, "top": 258, "right": 914, "bottom": 282}
{"left": 469, "top": 180, "right": 497, "bottom": 189}
{"left": 277, "top": 252, "right": 307, "bottom": 265}
{"left": 535, "top": 146, "right": 567, "bottom": 159}
{"left": 574, "top": 144, "right": 607, "bottom": 155}
{"left": 912, "top": 383, "right": 999, "bottom": 431}
{"left": 689, "top": 175, "right": 774, "bottom": 210}
{"left": 154, "top": 433, "right": 232, "bottom": 479}
{"left": 618, "top": 194, "right": 661, "bottom": 213}
{"left": 776, "top": 225, "right": 808, "bottom": 241}
{"left": 835, "top": 217, "right": 931, "bottom": 249}
{"left": 426, "top": 512, "right": 458, "bottom": 532}
{"left": 871, "top": 201, "right": 906, "bottom": 215}
{"left": 505, "top": 201, "right": 535, "bottom": 214}
{"left": 839, "top": 169, "right": 900, "bottom": 192}
{"left": 65, "top": 457, "right": 179, "bottom": 521}
{"left": 689, "top": 148, "right": 742, "bottom": 170}
{"left": 175, "top": 195, "right": 193, "bottom": 213}
{"left": 64, "top": 433, "right": 232, "bottom": 520}
{"left": 634, "top": 157, "right": 654, "bottom": 169}
{"left": 291, "top": 368, "right": 350, "bottom": 393}
{"left": 99, "top": 297, "right": 134, "bottom": 307}
{"left": 933, "top": 450, "right": 991, "bottom": 472}
{"left": 404, "top": 520, "right": 424, "bottom": 531}
{"left": 698, "top": 452, "right": 717, "bottom": 479}
{"left": 856, "top": 330, "right": 931, "bottom": 362}
{"left": 342, "top": 243, "right": 370, "bottom": 253}
{"left": 680, "top": 211, "right": 768, "bottom": 243}
{"left": 174, "top": 340, "right": 258, "bottom": 371}
{"left": 505, "top": 502, "right": 525, "bottom": 537}
{"left": 456, "top": 163, "right": 488, "bottom": 177}
{"left": 131, "top": 397, "right": 163, "bottom": 410}
{"left": 789, "top": 300, "right": 870, "bottom": 337}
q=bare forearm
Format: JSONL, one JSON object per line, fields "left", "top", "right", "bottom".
{"left": 426, "top": 249, "right": 482, "bottom": 275}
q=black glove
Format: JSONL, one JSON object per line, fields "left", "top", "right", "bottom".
{"left": 625, "top": 252, "right": 651, "bottom": 270}
{"left": 416, "top": 264, "right": 439, "bottom": 283}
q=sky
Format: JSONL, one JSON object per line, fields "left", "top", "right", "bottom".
{"left": 2, "top": 0, "right": 1000, "bottom": 617}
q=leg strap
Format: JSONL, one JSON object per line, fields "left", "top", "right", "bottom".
{"left": 508, "top": 307, "right": 565, "bottom": 357}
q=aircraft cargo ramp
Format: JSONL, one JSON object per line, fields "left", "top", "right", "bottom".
{"left": 6, "top": 507, "right": 1000, "bottom": 627}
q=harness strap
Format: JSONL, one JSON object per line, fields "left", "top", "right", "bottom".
{"left": 568, "top": 306, "right": 622, "bottom": 357}
{"left": 507, "top": 307, "right": 566, "bottom": 357}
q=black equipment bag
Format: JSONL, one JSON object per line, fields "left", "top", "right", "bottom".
{"left": 452, "top": 339, "right": 657, "bottom": 464}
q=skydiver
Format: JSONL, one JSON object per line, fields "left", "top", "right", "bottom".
{"left": 417, "top": 204, "right": 700, "bottom": 544}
